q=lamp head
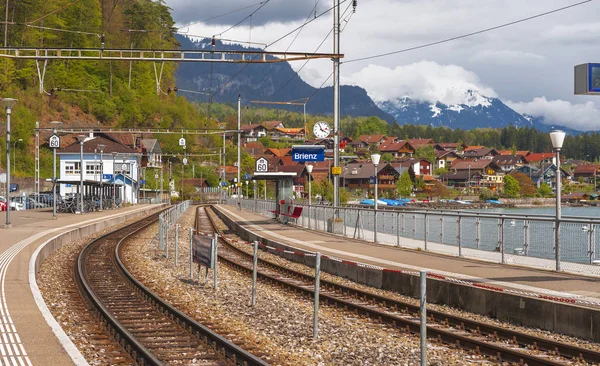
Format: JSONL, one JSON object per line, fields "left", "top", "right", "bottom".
{"left": 76, "top": 135, "right": 86, "bottom": 143}
{"left": 306, "top": 164, "right": 314, "bottom": 174}
{"left": 1, "top": 98, "right": 17, "bottom": 110}
{"left": 97, "top": 144, "right": 106, "bottom": 153}
{"left": 550, "top": 130, "right": 566, "bottom": 150}
{"left": 371, "top": 153, "right": 381, "bottom": 166}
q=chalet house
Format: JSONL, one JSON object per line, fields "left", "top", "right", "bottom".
{"left": 138, "top": 139, "right": 162, "bottom": 169}
{"left": 524, "top": 153, "right": 555, "bottom": 166}
{"left": 572, "top": 164, "right": 599, "bottom": 184}
{"left": 244, "top": 141, "right": 266, "bottom": 158}
{"left": 391, "top": 157, "right": 429, "bottom": 176}
{"left": 492, "top": 155, "right": 526, "bottom": 172}
{"left": 449, "top": 159, "right": 504, "bottom": 191}
{"left": 181, "top": 178, "right": 210, "bottom": 192}
{"left": 512, "top": 163, "right": 571, "bottom": 189}
{"left": 435, "top": 150, "right": 461, "bottom": 170}
{"left": 264, "top": 148, "right": 291, "bottom": 158}
{"left": 341, "top": 162, "right": 399, "bottom": 193}
{"left": 498, "top": 150, "right": 530, "bottom": 157}
{"left": 240, "top": 124, "right": 267, "bottom": 142}
{"left": 57, "top": 134, "right": 140, "bottom": 204}
{"left": 378, "top": 140, "right": 415, "bottom": 158}
{"left": 462, "top": 148, "right": 500, "bottom": 160}
{"left": 390, "top": 161, "right": 416, "bottom": 181}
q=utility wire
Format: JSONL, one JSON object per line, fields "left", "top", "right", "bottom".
{"left": 216, "top": 0, "right": 271, "bottom": 37}
{"left": 178, "top": 1, "right": 267, "bottom": 30}
{"left": 28, "top": 0, "right": 83, "bottom": 25}
{"left": 344, "top": 0, "right": 592, "bottom": 64}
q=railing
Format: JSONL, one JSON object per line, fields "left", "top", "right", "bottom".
{"left": 231, "top": 199, "right": 600, "bottom": 276}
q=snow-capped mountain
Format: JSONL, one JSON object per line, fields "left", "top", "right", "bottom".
{"left": 377, "top": 90, "right": 532, "bottom": 130}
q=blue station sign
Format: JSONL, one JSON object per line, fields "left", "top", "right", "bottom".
{"left": 575, "top": 63, "right": 600, "bottom": 95}
{"left": 291, "top": 145, "right": 325, "bottom": 162}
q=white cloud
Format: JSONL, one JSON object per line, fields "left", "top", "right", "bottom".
{"left": 469, "top": 50, "right": 544, "bottom": 64}
{"left": 506, "top": 97, "right": 600, "bottom": 131}
{"left": 343, "top": 61, "right": 497, "bottom": 105}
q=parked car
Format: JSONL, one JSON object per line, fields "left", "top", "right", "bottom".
{"left": 0, "top": 201, "right": 5, "bottom": 211}
{"left": 11, "top": 196, "right": 47, "bottom": 209}
{"left": 9, "top": 183, "right": 18, "bottom": 192}
{"left": 0, "top": 196, "right": 20, "bottom": 211}
{"left": 8, "top": 197, "right": 24, "bottom": 211}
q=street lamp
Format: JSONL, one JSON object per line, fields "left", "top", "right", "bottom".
{"left": 468, "top": 164, "right": 471, "bottom": 194}
{"left": 245, "top": 179, "right": 249, "bottom": 199}
{"left": 306, "top": 164, "right": 313, "bottom": 229}
{"left": 2, "top": 97, "right": 17, "bottom": 228}
{"left": 550, "top": 129, "right": 566, "bottom": 271}
{"left": 371, "top": 153, "right": 381, "bottom": 243}
{"left": 76, "top": 135, "right": 86, "bottom": 214}
{"left": 50, "top": 121, "right": 62, "bottom": 219}
{"left": 98, "top": 144, "right": 105, "bottom": 211}
{"left": 12, "top": 138, "right": 22, "bottom": 174}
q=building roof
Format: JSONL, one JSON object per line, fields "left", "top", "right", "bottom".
{"left": 181, "top": 178, "right": 210, "bottom": 187}
{"left": 58, "top": 136, "right": 138, "bottom": 155}
{"left": 435, "top": 150, "right": 461, "bottom": 159}
{"left": 139, "top": 139, "right": 162, "bottom": 154}
{"left": 525, "top": 153, "right": 555, "bottom": 163}
{"left": 407, "top": 138, "right": 434, "bottom": 149}
{"left": 464, "top": 145, "right": 485, "bottom": 151}
{"left": 492, "top": 155, "right": 524, "bottom": 166}
{"left": 341, "top": 162, "right": 391, "bottom": 179}
{"left": 274, "top": 127, "right": 305, "bottom": 135}
{"left": 573, "top": 164, "right": 598, "bottom": 175}
{"left": 378, "top": 140, "right": 412, "bottom": 153}
{"left": 451, "top": 159, "right": 500, "bottom": 171}
{"left": 262, "top": 120, "right": 285, "bottom": 130}
{"left": 434, "top": 142, "right": 465, "bottom": 151}
{"left": 359, "top": 134, "right": 386, "bottom": 144}
{"left": 240, "top": 124, "right": 265, "bottom": 132}
{"left": 498, "top": 150, "right": 530, "bottom": 156}
{"left": 463, "top": 148, "right": 499, "bottom": 158}
{"left": 265, "top": 148, "right": 291, "bottom": 157}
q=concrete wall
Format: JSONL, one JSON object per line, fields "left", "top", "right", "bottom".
{"left": 214, "top": 206, "right": 600, "bottom": 342}
{"left": 34, "top": 205, "right": 165, "bottom": 273}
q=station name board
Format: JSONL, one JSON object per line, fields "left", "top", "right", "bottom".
{"left": 291, "top": 145, "right": 325, "bottom": 162}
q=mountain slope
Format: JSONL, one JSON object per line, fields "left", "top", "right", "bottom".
{"left": 175, "top": 35, "right": 395, "bottom": 122}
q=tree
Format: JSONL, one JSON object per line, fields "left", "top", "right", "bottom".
{"left": 537, "top": 183, "right": 552, "bottom": 197}
{"left": 415, "top": 145, "right": 436, "bottom": 165}
{"left": 396, "top": 171, "right": 413, "bottom": 197}
{"left": 381, "top": 153, "right": 394, "bottom": 162}
{"left": 503, "top": 174, "right": 520, "bottom": 198}
{"left": 510, "top": 172, "right": 536, "bottom": 197}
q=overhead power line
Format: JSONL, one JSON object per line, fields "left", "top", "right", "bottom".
{"left": 344, "top": 0, "right": 592, "bottom": 64}
{"left": 217, "top": 0, "right": 271, "bottom": 37}
{"left": 27, "top": 0, "right": 83, "bottom": 25}
{"left": 178, "top": 1, "right": 267, "bottom": 30}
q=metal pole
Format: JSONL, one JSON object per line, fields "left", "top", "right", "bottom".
{"left": 457, "top": 217, "right": 462, "bottom": 257}
{"left": 189, "top": 227, "right": 194, "bottom": 278}
{"left": 112, "top": 153, "right": 116, "bottom": 208}
{"left": 252, "top": 240, "right": 258, "bottom": 307}
{"left": 374, "top": 164, "right": 378, "bottom": 243}
{"left": 213, "top": 233, "right": 219, "bottom": 289}
{"left": 53, "top": 142, "right": 57, "bottom": 219}
{"left": 237, "top": 94, "right": 241, "bottom": 211}
{"left": 420, "top": 271, "right": 427, "bottom": 366}
{"left": 166, "top": 216, "right": 169, "bottom": 259}
{"left": 308, "top": 174, "right": 312, "bottom": 229}
{"left": 424, "top": 213, "right": 428, "bottom": 250}
{"left": 175, "top": 224, "right": 179, "bottom": 266}
{"left": 555, "top": 149, "right": 562, "bottom": 271}
{"left": 159, "top": 216, "right": 164, "bottom": 250}
{"left": 313, "top": 252, "right": 321, "bottom": 338}
{"left": 332, "top": 0, "right": 341, "bottom": 213}
{"left": 35, "top": 121, "right": 39, "bottom": 199}
{"left": 4, "top": 103, "right": 12, "bottom": 227}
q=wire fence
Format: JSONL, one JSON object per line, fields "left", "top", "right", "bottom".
{"left": 234, "top": 199, "right": 600, "bottom": 276}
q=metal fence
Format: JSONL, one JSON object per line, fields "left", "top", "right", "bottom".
{"left": 233, "top": 199, "right": 600, "bottom": 276}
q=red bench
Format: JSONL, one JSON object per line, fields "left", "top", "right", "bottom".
{"left": 281, "top": 206, "right": 303, "bottom": 224}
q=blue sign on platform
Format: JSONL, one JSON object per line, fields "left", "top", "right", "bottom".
{"left": 103, "top": 174, "right": 113, "bottom": 180}
{"left": 291, "top": 145, "right": 325, "bottom": 162}
{"left": 243, "top": 173, "right": 251, "bottom": 181}
{"left": 220, "top": 181, "right": 229, "bottom": 187}
{"left": 66, "top": 184, "right": 72, "bottom": 187}
{"left": 140, "top": 179, "right": 146, "bottom": 185}
{"left": 369, "top": 176, "right": 377, "bottom": 184}
{"left": 589, "top": 63, "right": 600, "bottom": 93}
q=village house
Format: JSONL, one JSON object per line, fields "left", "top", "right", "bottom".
{"left": 240, "top": 124, "right": 267, "bottom": 142}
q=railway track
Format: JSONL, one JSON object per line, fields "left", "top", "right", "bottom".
{"left": 202, "top": 206, "right": 600, "bottom": 366}
{"left": 76, "top": 210, "right": 269, "bottom": 366}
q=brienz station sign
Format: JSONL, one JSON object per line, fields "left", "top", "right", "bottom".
{"left": 291, "top": 145, "right": 325, "bottom": 162}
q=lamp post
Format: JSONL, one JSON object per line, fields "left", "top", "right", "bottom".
{"left": 50, "top": 121, "right": 62, "bottom": 219}
{"left": 112, "top": 152, "right": 117, "bottom": 208}
{"left": 2, "top": 98, "right": 17, "bottom": 228}
{"left": 306, "top": 164, "right": 313, "bottom": 229}
{"left": 12, "top": 138, "right": 22, "bottom": 174}
{"left": 245, "top": 179, "right": 249, "bottom": 199}
{"left": 76, "top": 135, "right": 86, "bottom": 214}
{"left": 468, "top": 164, "right": 471, "bottom": 194}
{"left": 550, "top": 130, "right": 566, "bottom": 271}
{"left": 98, "top": 144, "right": 105, "bottom": 211}
{"left": 371, "top": 153, "right": 381, "bottom": 243}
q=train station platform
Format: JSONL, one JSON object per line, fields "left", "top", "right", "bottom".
{"left": 1, "top": 205, "right": 164, "bottom": 366}
{"left": 215, "top": 204, "right": 600, "bottom": 341}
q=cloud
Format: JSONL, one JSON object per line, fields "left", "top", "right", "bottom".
{"left": 168, "top": 0, "right": 323, "bottom": 27}
{"left": 469, "top": 50, "right": 544, "bottom": 65}
{"left": 542, "top": 22, "right": 600, "bottom": 44}
{"left": 506, "top": 97, "right": 600, "bottom": 131}
{"left": 343, "top": 61, "right": 498, "bottom": 105}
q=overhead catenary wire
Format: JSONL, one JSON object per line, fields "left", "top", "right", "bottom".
{"left": 216, "top": 0, "right": 271, "bottom": 37}
{"left": 344, "top": 0, "right": 592, "bottom": 64}
{"left": 178, "top": 1, "right": 268, "bottom": 31}
{"left": 27, "top": 0, "right": 83, "bottom": 25}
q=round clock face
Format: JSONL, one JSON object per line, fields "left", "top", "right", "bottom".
{"left": 313, "top": 121, "right": 331, "bottom": 139}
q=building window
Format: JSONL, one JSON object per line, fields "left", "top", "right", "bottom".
{"left": 65, "top": 162, "right": 81, "bottom": 175}
{"left": 86, "top": 164, "right": 101, "bottom": 175}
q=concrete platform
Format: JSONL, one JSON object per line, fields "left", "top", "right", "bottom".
{"left": 215, "top": 205, "right": 600, "bottom": 341}
{"left": 1, "top": 206, "right": 163, "bottom": 366}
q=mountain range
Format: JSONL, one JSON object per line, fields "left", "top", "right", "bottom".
{"left": 175, "top": 36, "right": 577, "bottom": 133}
